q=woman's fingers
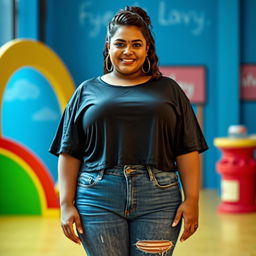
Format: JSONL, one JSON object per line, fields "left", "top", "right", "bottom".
{"left": 60, "top": 205, "right": 83, "bottom": 245}
{"left": 172, "top": 200, "right": 199, "bottom": 242}
{"left": 180, "top": 222, "right": 199, "bottom": 242}
{"left": 180, "top": 225, "right": 190, "bottom": 242}
{"left": 62, "top": 219, "right": 81, "bottom": 244}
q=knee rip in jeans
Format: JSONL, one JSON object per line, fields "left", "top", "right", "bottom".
{"left": 136, "top": 240, "right": 173, "bottom": 255}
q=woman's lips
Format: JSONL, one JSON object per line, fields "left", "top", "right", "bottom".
{"left": 121, "top": 59, "right": 135, "bottom": 65}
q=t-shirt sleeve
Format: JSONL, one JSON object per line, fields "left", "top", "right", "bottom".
{"left": 48, "top": 86, "right": 85, "bottom": 160}
{"left": 174, "top": 85, "right": 208, "bottom": 157}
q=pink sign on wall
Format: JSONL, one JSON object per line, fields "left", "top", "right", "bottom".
{"left": 240, "top": 65, "right": 256, "bottom": 100}
{"left": 159, "top": 66, "right": 206, "bottom": 104}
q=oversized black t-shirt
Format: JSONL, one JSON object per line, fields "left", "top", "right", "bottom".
{"left": 49, "top": 76, "right": 208, "bottom": 172}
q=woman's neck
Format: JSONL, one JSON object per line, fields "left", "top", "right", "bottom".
{"left": 102, "top": 72, "right": 151, "bottom": 86}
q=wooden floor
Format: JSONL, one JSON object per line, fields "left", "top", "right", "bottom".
{"left": 0, "top": 190, "right": 256, "bottom": 256}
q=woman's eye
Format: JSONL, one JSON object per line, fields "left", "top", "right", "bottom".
{"left": 115, "top": 43, "right": 125, "bottom": 47}
{"left": 133, "top": 43, "right": 142, "bottom": 48}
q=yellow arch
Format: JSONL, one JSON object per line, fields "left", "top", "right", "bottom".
{"left": 0, "top": 39, "right": 76, "bottom": 135}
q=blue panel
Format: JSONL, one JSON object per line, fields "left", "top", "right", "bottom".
{"left": 241, "top": 102, "right": 256, "bottom": 134}
{"left": 217, "top": 0, "right": 240, "bottom": 136}
{"left": 241, "top": 0, "right": 256, "bottom": 62}
{"left": 0, "top": 0, "right": 13, "bottom": 45}
{"left": 18, "top": 0, "right": 39, "bottom": 39}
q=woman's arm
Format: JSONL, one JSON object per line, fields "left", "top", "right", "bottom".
{"left": 172, "top": 151, "right": 200, "bottom": 242}
{"left": 58, "top": 153, "right": 84, "bottom": 244}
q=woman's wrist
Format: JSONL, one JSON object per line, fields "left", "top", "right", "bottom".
{"left": 60, "top": 200, "right": 75, "bottom": 208}
{"left": 184, "top": 195, "right": 199, "bottom": 203}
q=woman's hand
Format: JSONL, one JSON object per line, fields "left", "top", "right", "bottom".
{"left": 174, "top": 151, "right": 200, "bottom": 242}
{"left": 58, "top": 154, "right": 83, "bottom": 244}
{"left": 60, "top": 204, "right": 84, "bottom": 244}
{"left": 171, "top": 199, "right": 199, "bottom": 242}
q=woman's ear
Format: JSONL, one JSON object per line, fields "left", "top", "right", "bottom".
{"left": 106, "top": 41, "right": 110, "bottom": 51}
{"left": 146, "top": 44, "right": 149, "bottom": 54}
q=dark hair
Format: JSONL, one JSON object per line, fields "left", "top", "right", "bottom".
{"left": 103, "top": 6, "right": 162, "bottom": 79}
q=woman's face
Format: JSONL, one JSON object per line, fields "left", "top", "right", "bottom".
{"left": 107, "top": 25, "right": 149, "bottom": 78}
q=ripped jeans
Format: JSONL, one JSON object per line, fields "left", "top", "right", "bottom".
{"left": 75, "top": 165, "right": 182, "bottom": 256}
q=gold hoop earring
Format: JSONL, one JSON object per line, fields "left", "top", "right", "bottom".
{"left": 142, "top": 57, "right": 151, "bottom": 74}
{"left": 105, "top": 55, "right": 113, "bottom": 72}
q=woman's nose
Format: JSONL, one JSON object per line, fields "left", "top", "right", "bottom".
{"left": 123, "top": 45, "right": 132, "bottom": 54}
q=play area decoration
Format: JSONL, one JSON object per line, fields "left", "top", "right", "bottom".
{"left": 0, "top": 39, "right": 76, "bottom": 216}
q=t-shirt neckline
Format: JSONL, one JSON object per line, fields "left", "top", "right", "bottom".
{"left": 98, "top": 76, "right": 154, "bottom": 88}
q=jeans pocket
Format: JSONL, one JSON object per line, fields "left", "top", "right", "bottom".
{"left": 151, "top": 168, "right": 179, "bottom": 189}
{"left": 77, "top": 169, "right": 104, "bottom": 188}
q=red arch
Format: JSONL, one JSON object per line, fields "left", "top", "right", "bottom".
{"left": 0, "top": 137, "right": 59, "bottom": 208}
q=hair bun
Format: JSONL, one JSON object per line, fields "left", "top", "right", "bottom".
{"left": 124, "top": 6, "right": 151, "bottom": 26}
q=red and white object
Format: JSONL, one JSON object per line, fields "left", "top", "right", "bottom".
{"left": 214, "top": 138, "right": 256, "bottom": 213}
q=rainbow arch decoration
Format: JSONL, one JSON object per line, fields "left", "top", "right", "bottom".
{"left": 0, "top": 39, "right": 76, "bottom": 216}
{"left": 0, "top": 137, "right": 58, "bottom": 215}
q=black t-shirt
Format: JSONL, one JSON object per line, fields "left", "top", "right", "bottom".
{"left": 49, "top": 76, "right": 208, "bottom": 172}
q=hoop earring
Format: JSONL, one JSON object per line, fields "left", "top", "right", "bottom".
{"left": 105, "top": 55, "right": 113, "bottom": 72}
{"left": 142, "top": 57, "right": 151, "bottom": 74}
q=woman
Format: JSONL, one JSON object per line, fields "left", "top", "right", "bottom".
{"left": 49, "top": 6, "right": 208, "bottom": 256}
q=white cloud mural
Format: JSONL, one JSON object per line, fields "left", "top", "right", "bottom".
{"left": 32, "top": 107, "right": 58, "bottom": 121}
{"left": 4, "top": 79, "right": 40, "bottom": 101}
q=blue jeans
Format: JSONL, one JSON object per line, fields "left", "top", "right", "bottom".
{"left": 75, "top": 165, "right": 182, "bottom": 256}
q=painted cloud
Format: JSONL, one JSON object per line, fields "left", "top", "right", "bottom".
{"left": 32, "top": 107, "right": 58, "bottom": 121}
{"left": 4, "top": 79, "right": 40, "bottom": 101}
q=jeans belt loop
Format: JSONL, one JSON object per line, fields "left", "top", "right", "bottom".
{"left": 146, "top": 165, "right": 154, "bottom": 181}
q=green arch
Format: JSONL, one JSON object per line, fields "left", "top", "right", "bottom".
{"left": 0, "top": 154, "right": 41, "bottom": 214}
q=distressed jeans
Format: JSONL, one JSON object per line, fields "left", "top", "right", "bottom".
{"left": 75, "top": 165, "right": 182, "bottom": 256}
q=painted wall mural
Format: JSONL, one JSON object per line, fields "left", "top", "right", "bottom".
{"left": 0, "top": 39, "right": 75, "bottom": 216}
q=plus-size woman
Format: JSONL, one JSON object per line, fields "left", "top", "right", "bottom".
{"left": 49, "top": 6, "right": 208, "bottom": 256}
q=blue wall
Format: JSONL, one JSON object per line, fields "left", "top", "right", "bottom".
{"left": 2, "top": 0, "right": 255, "bottom": 189}
{"left": 45, "top": 0, "right": 220, "bottom": 188}
{"left": 45, "top": 0, "right": 217, "bottom": 85}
